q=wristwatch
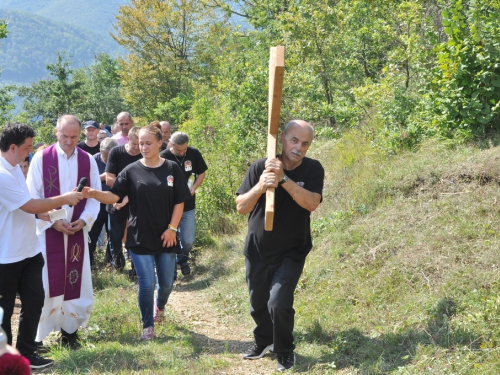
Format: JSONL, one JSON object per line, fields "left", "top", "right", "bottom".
{"left": 279, "top": 175, "right": 290, "bottom": 185}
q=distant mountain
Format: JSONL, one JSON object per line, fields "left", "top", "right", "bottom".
{"left": 0, "top": 9, "right": 124, "bottom": 84}
{"left": 0, "top": 0, "right": 127, "bottom": 37}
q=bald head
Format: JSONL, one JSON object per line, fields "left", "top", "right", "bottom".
{"left": 56, "top": 114, "right": 81, "bottom": 131}
{"left": 116, "top": 112, "right": 133, "bottom": 136}
{"left": 55, "top": 115, "right": 82, "bottom": 156}
{"left": 280, "top": 119, "right": 314, "bottom": 168}
{"left": 284, "top": 120, "right": 315, "bottom": 138}
{"left": 160, "top": 121, "right": 171, "bottom": 142}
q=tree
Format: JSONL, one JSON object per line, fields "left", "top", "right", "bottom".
{"left": 73, "top": 53, "right": 125, "bottom": 124}
{"left": 431, "top": 0, "right": 500, "bottom": 137}
{"left": 0, "top": 19, "right": 14, "bottom": 124}
{"left": 112, "top": 0, "right": 220, "bottom": 117}
{"left": 17, "top": 52, "right": 83, "bottom": 125}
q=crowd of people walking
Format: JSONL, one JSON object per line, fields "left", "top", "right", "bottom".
{"left": 0, "top": 113, "right": 323, "bottom": 373}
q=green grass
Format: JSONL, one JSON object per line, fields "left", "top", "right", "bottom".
{"left": 38, "top": 133, "right": 500, "bottom": 374}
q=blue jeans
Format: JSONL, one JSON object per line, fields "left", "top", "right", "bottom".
{"left": 129, "top": 251, "right": 176, "bottom": 328}
{"left": 108, "top": 212, "right": 127, "bottom": 269}
{"left": 176, "top": 209, "right": 195, "bottom": 266}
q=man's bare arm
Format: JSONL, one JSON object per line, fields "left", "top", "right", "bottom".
{"left": 236, "top": 170, "right": 277, "bottom": 215}
{"left": 281, "top": 179, "right": 321, "bottom": 212}
{"left": 106, "top": 172, "right": 117, "bottom": 187}
{"left": 20, "top": 191, "right": 83, "bottom": 214}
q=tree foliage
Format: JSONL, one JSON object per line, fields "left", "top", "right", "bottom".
{"left": 0, "top": 19, "right": 14, "bottom": 124}
{"left": 111, "top": 0, "right": 220, "bottom": 118}
{"left": 16, "top": 52, "right": 124, "bottom": 143}
{"left": 430, "top": 0, "right": 500, "bottom": 137}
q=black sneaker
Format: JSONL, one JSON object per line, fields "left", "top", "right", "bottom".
{"left": 243, "top": 342, "right": 273, "bottom": 359}
{"left": 180, "top": 263, "right": 191, "bottom": 275}
{"left": 276, "top": 353, "right": 296, "bottom": 372}
{"left": 35, "top": 340, "right": 50, "bottom": 354}
{"left": 25, "top": 353, "right": 54, "bottom": 369}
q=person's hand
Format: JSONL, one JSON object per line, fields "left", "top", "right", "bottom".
{"left": 51, "top": 220, "right": 75, "bottom": 235}
{"left": 114, "top": 196, "right": 129, "bottom": 210}
{"left": 161, "top": 228, "right": 177, "bottom": 248}
{"left": 37, "top": 212, "right": 51, "bottom": 221}
{"left": 5, "top": 345, "right": 20, "bottom": 355}
{"left": 114, "top": 202, "right": 125, "bottom": 210}
{"left": 189, "top": 187, "right": 196, "bottom": 195}
{"left": 68, "top": 219, "right": 86, "bottom": 233}
{"left": 259, "top": 169, "right": 278, "bottom": 192}
{"left": 265, "top": 158, "right": 284, "bottom": 181}
{"left": 62, "top": 191, "right": 83, "bottom": 206}
{"left": 81, "top": 187, "right": 97, "bottom": 199}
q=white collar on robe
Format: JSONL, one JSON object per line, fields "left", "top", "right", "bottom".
{"left": 55, "top": 143, "right": 78, "bottom": 161}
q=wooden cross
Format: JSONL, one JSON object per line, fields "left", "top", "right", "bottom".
{"left": 265, "top": 46, "right": 285, "bottom": 231}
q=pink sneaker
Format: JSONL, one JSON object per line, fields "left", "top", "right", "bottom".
{"left": 140, "top": 326, "right": 154, "bottom": 341}
{"left": 154, "top": 304, "right": 165, "bottom": 323}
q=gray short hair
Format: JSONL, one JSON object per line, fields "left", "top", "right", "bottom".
{"left": 170, "top": 131, "right": 189, "bottom": 145}
{"left": 100, "top": 138, "right": 118, "bottom": 153}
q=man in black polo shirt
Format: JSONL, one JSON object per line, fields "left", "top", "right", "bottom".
{"left": 105, "top": 126, "right": 142, "bottom": 270}
{"left": 236, "top": 120, "right": 324, "bottom": 372}
{"left": 77, "top": 120, "right": 101, "bottom": 155}
{"left": 160, "top": 131, "right": 207, "bottom": 276}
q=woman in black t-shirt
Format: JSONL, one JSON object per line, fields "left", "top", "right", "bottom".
{"left": 82, "top": 125, "right": 191, "bottom": 341}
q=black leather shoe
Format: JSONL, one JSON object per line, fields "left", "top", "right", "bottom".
{"left": 243, "top": 342, "right": 273, "bottom": 359}
{"left": 276, "top": 353, "right": 296, "bottom": 372}
{"left": 26, "top": 353, "right": 54, "bottom": 369}
{"left": 180, "top": 263, "right": 191, "bottom": 275}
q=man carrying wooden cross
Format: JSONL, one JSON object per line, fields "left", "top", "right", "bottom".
{"left": 236, "top": 119, "right": 325, "bottom": 372}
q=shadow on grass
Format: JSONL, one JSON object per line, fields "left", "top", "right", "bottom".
{"left": 174, "top": 325, "right": 252, "bottom": 357}
{"left": 294, "top": 297, "right": 481, "bottom": 374}
{"left": 173, "top": 258, "right": 235, "bottom": 293}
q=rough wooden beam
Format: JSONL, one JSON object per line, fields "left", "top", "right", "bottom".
{"left": 265, "top": 46, "right": 285, "bottom": 231}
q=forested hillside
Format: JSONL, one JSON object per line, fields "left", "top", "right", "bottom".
{"left": 0, "top": 9, "right": 123, "bottom": 84}
{"left": 0, "top": 0, "right": 127, "bottom": 37}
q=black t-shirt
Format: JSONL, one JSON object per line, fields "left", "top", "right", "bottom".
{"left": 236, "top": 157, "right": 324, "bottom": 264}
{"left": 160, "top": 146, "right": 208, "bottom": 212}
{"left": 111, "top": 160, "right": 191, "bottom": 255}
{"left": 77, "top": 142, "right": 100, "bottom": 155}
{"left": 105, "top": 145, "right": 143, "bottom": 217}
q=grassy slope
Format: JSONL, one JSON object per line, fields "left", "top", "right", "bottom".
{"left": 203, "top": 135, "right": 500, "bottom": 374}
{"left": 45, "top": 135, "right": 500, "bottom": 374}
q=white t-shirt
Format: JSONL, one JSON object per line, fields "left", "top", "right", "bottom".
{"left": 0, "top": 156, "right": 39, "bottom": 264}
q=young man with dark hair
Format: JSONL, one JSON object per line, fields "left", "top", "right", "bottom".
{"left": 0, "top": 122, "right": 83, "bottom": 369}
{"left": 77, "top": 120, "right": 101, "bottom": 155}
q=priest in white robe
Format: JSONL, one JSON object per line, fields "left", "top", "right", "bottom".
{"left": 27, "top": 114, "right": 101, "bottom": 349}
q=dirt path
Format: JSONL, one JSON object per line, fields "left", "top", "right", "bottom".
{"left": 10, "top": 276, "right": 279, "bottom": 374}
{"left": 170, "top": 277, "right": 278, "bottom": 375}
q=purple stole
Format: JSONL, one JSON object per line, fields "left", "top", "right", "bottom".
{"left": 42, "top": 145, "right": 90, "bottom": 301}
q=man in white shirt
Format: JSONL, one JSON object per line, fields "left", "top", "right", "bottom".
{"left": 27, "top": 115, "right": 101, "bottom": 350}
{"left": 0, "top": 122, "right": 83, "bottom": 369}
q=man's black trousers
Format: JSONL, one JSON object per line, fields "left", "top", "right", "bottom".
{"left": 0, "top": 252, "right": 45, "bottom": 356}
{"left": 245, "top": 255, "right": 305, "bottom": 356}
